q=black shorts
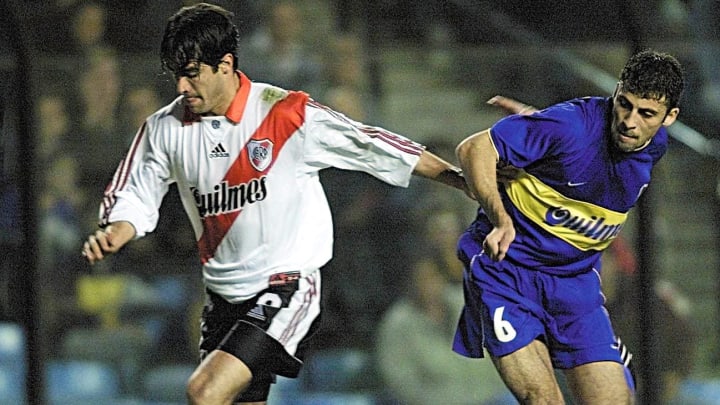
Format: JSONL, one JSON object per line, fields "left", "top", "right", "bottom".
{"left": 199, "top": 270, "right": 321, "bottom": 402}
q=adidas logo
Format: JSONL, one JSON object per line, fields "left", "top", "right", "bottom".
{"left": 247, "top": 304, "right": 267, "bottom": 321}
{"left": 209, "top": 143, "right": 230, "bottom": 158}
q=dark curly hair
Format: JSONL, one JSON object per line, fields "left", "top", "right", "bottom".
{"left": 160, "top": 3, "right": 240, "bottom": 74}
{"left": 620, "top": 50, "right": 685, "bottom": 110}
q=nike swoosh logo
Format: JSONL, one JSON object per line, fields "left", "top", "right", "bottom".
{"left": 567, "top": 181, "right": 587, "bottom": 187}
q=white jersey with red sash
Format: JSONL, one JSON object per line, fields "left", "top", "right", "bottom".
{"left": 99, "top": 72, "right": 423, "bottom": 303}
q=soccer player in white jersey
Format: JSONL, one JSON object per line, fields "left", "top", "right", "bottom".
{"left": 81, "top": 3, "right": 468, "bottom": 404}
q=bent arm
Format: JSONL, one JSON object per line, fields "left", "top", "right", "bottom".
{"left": 456, "top": 130, "right": 507, "bottom": 224}
{"left": 456, "top": 130, "right": 515, "bottom": 260}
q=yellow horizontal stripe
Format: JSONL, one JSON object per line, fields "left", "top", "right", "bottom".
{"left": 504, "top": 172, "right": 627, "bottom": 251}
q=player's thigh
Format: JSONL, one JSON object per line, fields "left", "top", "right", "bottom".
{"left": 564, "top": 361, "right": 633, "bottom": 405}
{"left": 492, "top": 339, "right": 565, "bottom": 403}
{"left": 188, "top": 349, "right": 253, "bottom": 403}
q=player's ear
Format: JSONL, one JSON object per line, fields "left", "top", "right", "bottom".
{"left": 219, "top": 53, "right": 234, "bottom": 74}
{"left": 662, "top": 107, "right": 679, "bottom": 127}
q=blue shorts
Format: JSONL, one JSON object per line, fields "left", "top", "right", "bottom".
{"left": 453, "top": 232, "right": 625, "bottom": 369}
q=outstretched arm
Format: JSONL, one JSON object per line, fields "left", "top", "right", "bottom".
{"left": 412, "top": 150, "right": 473, "bottom": 197}
{"left": 456, "top": 130, "right": 515, "bottom": 261}
{"left": 82, "top": 221, "right": 137, "bottom": 265}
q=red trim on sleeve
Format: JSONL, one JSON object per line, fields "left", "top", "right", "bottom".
{"left": 100, "top": 122, "right": 147, "bottom": 226}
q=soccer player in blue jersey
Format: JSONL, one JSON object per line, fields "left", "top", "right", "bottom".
{"left": 453, "top": 50, "right": 685, "bottom": 404}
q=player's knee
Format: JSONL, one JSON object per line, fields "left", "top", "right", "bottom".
{"left": 513, "top": 383, "right": 565, "bottom": 405}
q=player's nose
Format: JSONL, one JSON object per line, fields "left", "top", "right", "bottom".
{"left": 176, "top": 76, "right": 192, "bottom": 95}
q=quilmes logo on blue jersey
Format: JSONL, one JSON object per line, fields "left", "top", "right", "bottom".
{"left": 544, "top": 207, "right": 624, "bottom": 243}
{"left": 504, "top": 172, "right": 627, "bottom": 251}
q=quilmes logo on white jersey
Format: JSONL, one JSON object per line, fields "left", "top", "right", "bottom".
{"left": 209, "top": 143, "right": 230, "bottom": 158}
{"left": 191, "top": 178, "right": 267, "bottom": 217}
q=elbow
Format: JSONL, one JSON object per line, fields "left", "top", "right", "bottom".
{"left": 456, "top": 130, "right": 496, "bottom": 168}
{"left": 455, "top": 136, "right": 478, "bottom": 168}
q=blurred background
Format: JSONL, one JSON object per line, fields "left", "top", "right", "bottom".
{"left": 1, "top": 0, "right": 719, "bottom": 404}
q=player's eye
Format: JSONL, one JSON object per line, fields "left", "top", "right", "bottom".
{"left": 640, "top": 110, "right": 655, "bottom": 119}
{"left": 617, "top": 97, "right": 632, "bottom": 110}
{"left": 175, "top": 68, "right": 200, "bottom": 81}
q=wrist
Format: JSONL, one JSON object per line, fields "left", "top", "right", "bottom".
{"left": 440, "top": 166, "right": 464, "bottom": 189}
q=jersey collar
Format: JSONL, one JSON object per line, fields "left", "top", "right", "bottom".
{"left": 225, "top": 71, "right": 252, "bottom": 124}
{"left": 181, "top": 71, "right": 251, "bottom": 125}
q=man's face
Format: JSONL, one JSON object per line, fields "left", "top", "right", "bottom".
{"left": 175, "top": 61, "right": 228, "bottom": 116}
{"left": 610, "top": 86, "right": 679, "bottom": 152}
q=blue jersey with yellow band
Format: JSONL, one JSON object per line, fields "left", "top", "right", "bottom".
{"left": 468, "top": 96, "right": 667, "bottom": 275}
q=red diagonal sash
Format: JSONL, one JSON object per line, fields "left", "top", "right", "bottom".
{"left": 198, "top": 91, "right": 308, "bottom": 263}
